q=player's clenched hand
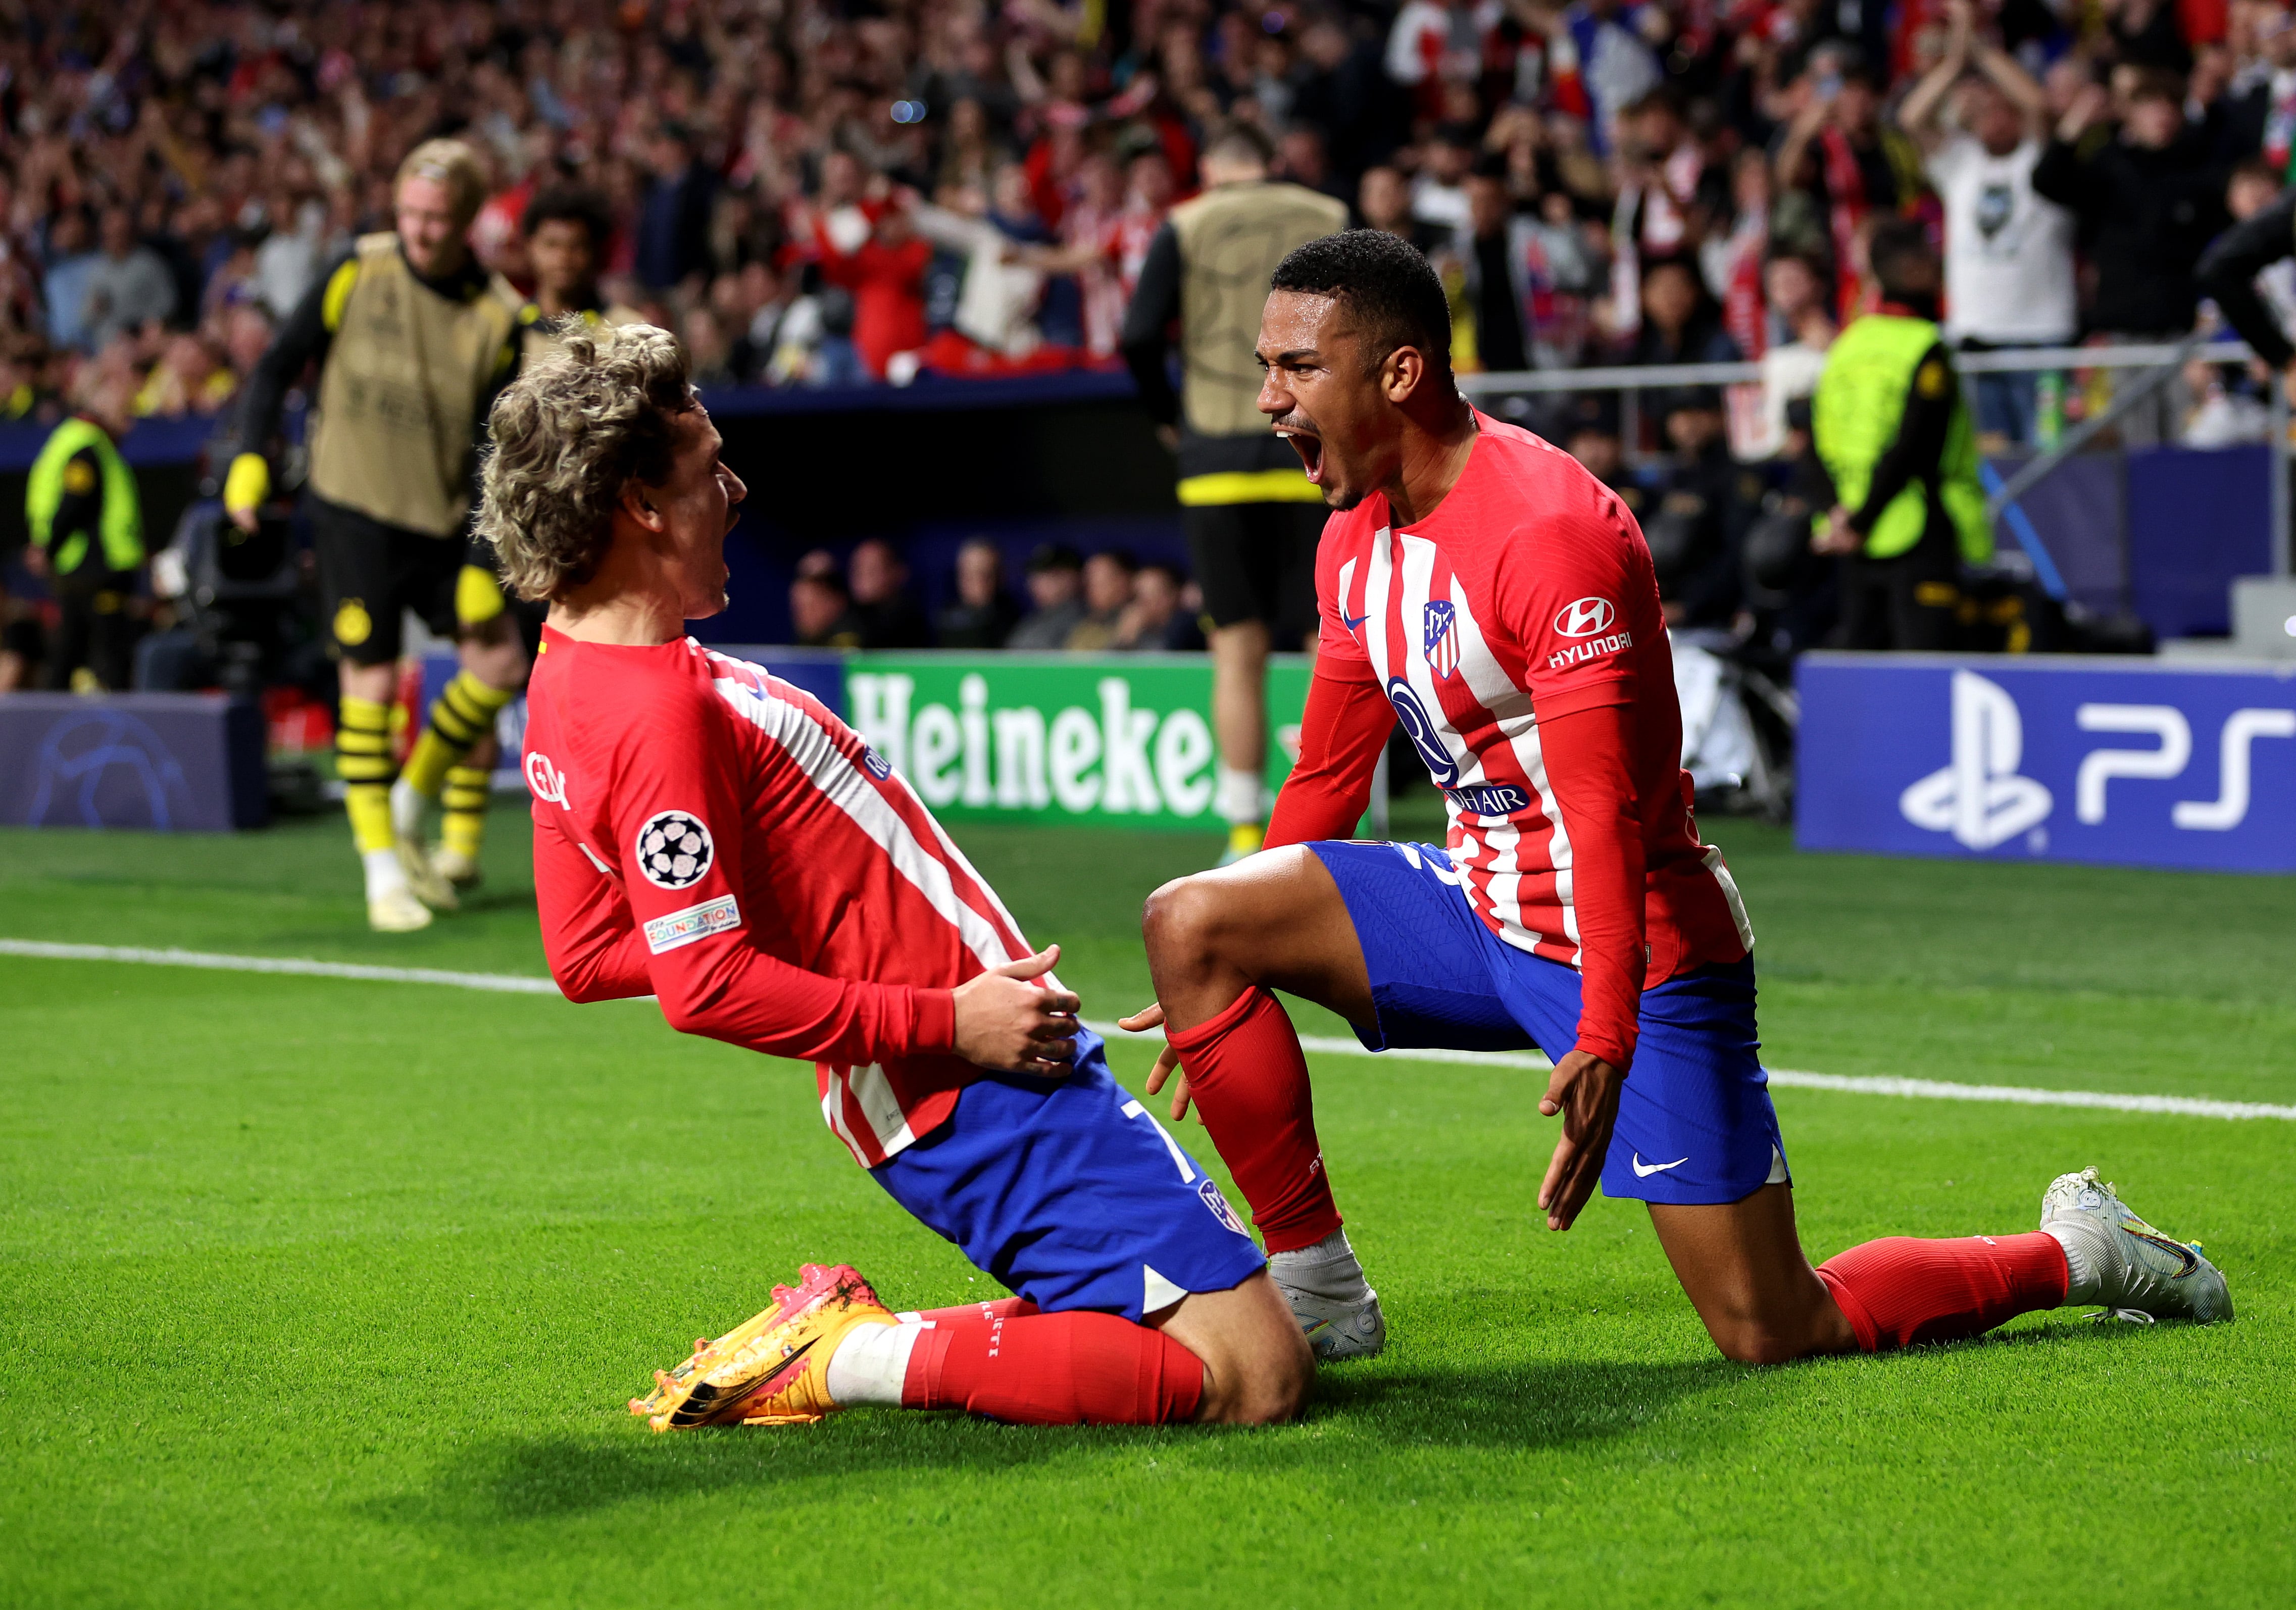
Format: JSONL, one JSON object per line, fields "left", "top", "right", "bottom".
{"left": 1537, "top": 1049, "right": 1624, "bottom": 1232}
{"left": 1116, "top": 1003, "right": 1194, "bottom": 1122}
{"left": 952, "top": 944, "right": 1081, "bottom": 1076}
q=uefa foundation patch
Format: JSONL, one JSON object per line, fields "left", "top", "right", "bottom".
{"left": 644, "top": 894, "right": 741, "bottom": 953}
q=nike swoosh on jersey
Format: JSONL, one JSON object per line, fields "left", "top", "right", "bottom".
{"left": 1631, "top": 1154, "right": 1689, "bottom": 1177}
{"left": 1340, "top": 612, "right": 1369, "bottom": 631}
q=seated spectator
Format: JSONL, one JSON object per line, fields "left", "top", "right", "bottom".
{"left": 1115, "top": 561, "right": 1200, "bottom": 650}
{"left": 0, "top": 570, "right": 45, "bottom": 691}
{"left": 790, "top": 568, "right": 865, "bottom": 649}
{"left": 135, "top": 333, "right": 235, "bottom": 418}
{"left": 1562, "top": 400, "right": 1649, "bottom": 523}
{"left": 1648, "top": 388, "right": 1751, "bottom": 632}
{"left": 1066, "top": 549, "right": 1139, "bottom": 650}
{"left": 849, "top": 537, "right": 933, "bottom": 648}
{"left": 937, "top": 538, "right": 1022, "bottom": 648}
{"left": 1007, "top": 542, "right": 1087, "bottom": 649}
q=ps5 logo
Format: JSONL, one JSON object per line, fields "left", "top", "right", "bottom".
{"left": 1900, "top": 671, "right": 2053, "bottom": 850}
{"left": 1901, "top": 670, "right": 2295, "bottom": 849}
{"left": 2074, "top": 701, "right": 2294, "bottom": 830}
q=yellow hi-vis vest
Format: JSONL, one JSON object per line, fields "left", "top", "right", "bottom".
{"left": 308, "top": 233, "right": 520, "bottom": 539}
{"left": 1812, "top": 313, "right": 1992, "bottom": 564}
{"left": 26, "top": 416, "right": 142, "bottom": 574}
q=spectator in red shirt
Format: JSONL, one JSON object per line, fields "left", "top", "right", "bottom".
{"left": 817, "top": 206, "right": 931, "bottom": 380}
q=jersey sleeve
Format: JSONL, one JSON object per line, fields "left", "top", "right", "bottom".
{"left": 594, "top": 687, "right": 957, "bottom": 1065}
{"left": 1536, "top": 701, "right": 1645, "bottom": 1067}
{"left": 1497, "top": 493, "right": 1649, "bottom": 721}
{"left": 1313, "top": 515, "right": 1371, "bottom": 670}
{"left": 532, "top": 807, "right": 654, "bottom": 1002}
{"left": 1266, "top": 666, "right": 1392, "bottom": 847}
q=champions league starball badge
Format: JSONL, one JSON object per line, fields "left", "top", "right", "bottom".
{"left": 635, "top": 811, "right": 715, "bottom": 889}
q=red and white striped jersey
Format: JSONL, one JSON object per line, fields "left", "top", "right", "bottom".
{"left": 524, "top": 628, "right": 1040, "bottom": 1167}
{"left": 1315, "top": 412, "right": 1753, "bottom": 984}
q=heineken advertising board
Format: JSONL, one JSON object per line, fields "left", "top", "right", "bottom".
{"left": 845, "top": 652, "right": 1312, "bottom": 831}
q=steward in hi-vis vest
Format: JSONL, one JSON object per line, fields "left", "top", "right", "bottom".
{"left": 25, "top": 398, "right": 143, "bottom": 691}
{"left": 224, "top": 139, "right": 529, "bottom": 935}
{"left": 1120, "top": 126, "right": 1350, "bottom": 863}
{"left": 1810, "top": 219, "right": 1992, "bottom": 651}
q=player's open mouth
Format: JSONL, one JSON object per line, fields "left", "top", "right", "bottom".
{"left": 1275, "top": 425, "right": 1324, "bottom": 484}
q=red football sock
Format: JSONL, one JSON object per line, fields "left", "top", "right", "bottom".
{"left": 1816, "top": 1233, "right": 2070, "bottom": 1351}
{"left": 899, "top": 1296, "right": 1038, "bottom": 1325}
{"left": 902, "top": 1311, "right": 1205, "bottom": 1424}
{"left": 1164, "top": 986, "right": 1341, "bottom": 1254}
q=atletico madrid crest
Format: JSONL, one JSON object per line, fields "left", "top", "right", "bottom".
{"left": 1423, "top": 599, "right": 1460, "bottom": 680}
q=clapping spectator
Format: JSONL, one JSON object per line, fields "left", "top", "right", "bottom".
{"left": 1898, "top": 0, "right": 2072, "bottom": 446}
{"left": 1774, "top": 54, "right": 1927, "bottom": 316}
{"left": 818, "top": 202, "right": 932, "bottom": 379}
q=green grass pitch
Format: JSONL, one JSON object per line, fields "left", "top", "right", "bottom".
{"left": 2, "top": 803, "right": 2290, "bottom": 1607}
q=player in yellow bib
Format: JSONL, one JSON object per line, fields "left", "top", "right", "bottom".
{"left": 226, "top": 140, "right": 524, "bottom": 931}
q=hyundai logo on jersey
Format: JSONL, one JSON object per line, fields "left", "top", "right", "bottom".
{"left": 1798, "top": 653, "right": 2296, "bottom": 872}
{"left": 1554, "top": 596, "right": 1617, "bottom": 637}
{"left": 1423, "top": 599, "right": 1461, "bottom": 680}
{"left": 1387, "top": 677, "right": 1460, "bottom": 787}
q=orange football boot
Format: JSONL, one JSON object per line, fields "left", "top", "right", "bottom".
{"left": 630, "top": 1264, "right": 898, "bottom": 1431}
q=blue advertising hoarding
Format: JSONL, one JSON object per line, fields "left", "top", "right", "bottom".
{"left": 0, "top": 693, "right": 268, "bottom": 831}
{"left": 1798, "top": 652, "right": 2296, "bottom": 873}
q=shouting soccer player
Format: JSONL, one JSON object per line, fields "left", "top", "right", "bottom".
{"left": 475, "top": 324, "right": 1310, "bottom": 1429}
{"left": 1119, "top": 231, "right": 2230, "bottom": 1364}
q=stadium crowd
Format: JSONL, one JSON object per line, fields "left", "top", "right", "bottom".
{"left": 6, "top": 0, "right": 2296, "bottom": 420}
{"left": 7, "top": 0, "right": 2296, "bottom": 690}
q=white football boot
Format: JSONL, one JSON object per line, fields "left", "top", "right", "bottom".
{"left": 362, "top": 848, "right": 434, "bottom": 933}
{"left": 389, "top": 778, "right": 457, "bottom": 912}
{"left": 1269, "top": 1229, "right": 1387, "bottom": 1362}
{"left": 2039, "top": 1167, "right": 2232, "bottom": 1324}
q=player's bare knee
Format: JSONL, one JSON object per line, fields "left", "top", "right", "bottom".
{"left": 1707, "top": 1317, "right": 1813, "bottom": 1367}
{"left": 1201, "top": 1342, "right": 1312, "bottom": 1425}
{"left": 1142, "top": 875, "right": 1228, "bottom": 970}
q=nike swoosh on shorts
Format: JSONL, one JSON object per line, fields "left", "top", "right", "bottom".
{"left": 1631, "top": 1154, "right": 1689, "bottom": 1177}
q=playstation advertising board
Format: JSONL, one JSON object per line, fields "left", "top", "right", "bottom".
{"left": 1798, "top": 653, "right": 2296, "bottom": 873}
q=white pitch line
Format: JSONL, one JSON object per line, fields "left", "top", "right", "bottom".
{"left": 7, "top": 938, "right": 2293, "bottom": 1124}
{"left": 0, "top": 939, "right": 562, "bottom": 995}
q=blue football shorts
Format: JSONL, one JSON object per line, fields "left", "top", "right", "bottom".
{"left": 870, "top": 1028, "right": 1267, "bottom": 1323}
{"left": 1309, "top": 839, "right": 1788, "bottom": 1207}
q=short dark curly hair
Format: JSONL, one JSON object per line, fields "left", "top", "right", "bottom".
{"left": 522, "top": 183, "right": 614, "bottom": 246}
{"left": 1268, "top": 229, "right": 1454, "bottom": 393}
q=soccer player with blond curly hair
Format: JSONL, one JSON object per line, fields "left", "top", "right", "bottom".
{"left": 476, "top": 322, "right": 1313, "bottom": 1429}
